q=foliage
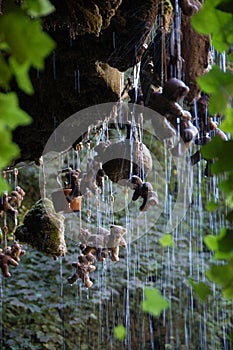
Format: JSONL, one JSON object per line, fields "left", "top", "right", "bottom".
{"left": 188, "top": 279, "right": 213, "bottom": 302}
{"left": 0, "top": 0, "right": 55, "bottom": 194}
{"left": 158, "top": 233, "right": 174, "bottom": 247}
{"left": 141, "top": 287, "right": 169, "bottom": 317}
{"left": 192, "top": 0, "right": 233, "bottom": 298}
{"left": 114, "top": 325, "right": 126, "bottom": 340}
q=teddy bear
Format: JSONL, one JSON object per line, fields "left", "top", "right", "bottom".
{"left": 67, "top": 253, "right": 96, "bottom": 288}
{"left": 107, "top": 225, "right": 127, "bottom": 262}
{"left": 79, "top": 225, "right": 127, "bottom": 262}
{"left": 9, "top": 186, "right": 26, "bottom": 209}
{"left": 0, "top": 186, "right": 25, "bottom": 219}
{"left": 65, "top": 169, "right": 81, "bottom": 199}
{"left": 79, "top": 227, "right": 110, "bottom": 262}
{"left": 6, "top": 241, "right": 25, "bottom": 262}
{"left": 0, "top": 250, "right": 18, "bottom": 277}
{"left": 149, "top": 78, "right": 198, "bottom": 153}
{"left": 79, "top": 158, "right": 105, "bottom": 195}
{"left": 0, "top": 240, "right": 25, "bottom": 277}
{"left": 190, "top": 94, "right": 228, "bottom": 176}
{"left": 129, "top": 175, "right": 158, "bottom": 211}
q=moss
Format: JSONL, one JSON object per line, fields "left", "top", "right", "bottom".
{"left": 164, "top": 0, "right": 174, "bottom": 32}
{"left": 73, "top": 3, "right": 103, "bottom": 37}
{"left": 15, "top": 198, "right": 67, "bottom": 258}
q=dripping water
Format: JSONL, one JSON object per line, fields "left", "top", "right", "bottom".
{"left": 112, "top": 32, "right": 116, "bottom": 49}
{"left": 53, "top": 51, "right": 56, "bottom": 80}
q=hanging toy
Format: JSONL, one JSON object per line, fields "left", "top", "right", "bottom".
{"left": 149, "top": 78, "right": 198, "bottom": 154}
{"left": 79, "top": 225, "right": 127, "bottom": 263}
{"left": 79, "top": 227, "right": 110, "bottom": 262}
{"left": 6, "top": 241, "right": 25, "bottom": 262}
{"left": 94, "top": 122, "right": 152, "bottom": 183}
{"left": 52, "top": 168, "right": 82, "bottom": 213}
{"left": 67, "top": 253, "right": 96, "bottom": 288}
{"left": 79, "top": 158, "right": 105, "bottom": 195}
{"left": 129, "top": 175, "right": 158, "bottom": 211}
{"left": 0, "top": 186, "right": 25, "bottom": 220}
{"left": 64, "top": 169, "right": 82, "bottom": 211}
{"left": 0, "top": 241, "right": 25, "bottom": 277}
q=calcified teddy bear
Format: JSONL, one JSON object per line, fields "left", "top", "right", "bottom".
{"left": 0, "top": 241, "right": 25, "bottom": 277}
{"left": 0, "top": 186, "right": 25, "bottom": 219}
{"left": 67, "top": 253, "right": 96, "bottom": 288}
{"left": 149, "top": 78, "right": 198, "bottom": 154}
{"left": 129, "top": 175, "right": 158, "bottom": 212}
{"left": 79, "top": 225, "right": 127, "bottom": 263}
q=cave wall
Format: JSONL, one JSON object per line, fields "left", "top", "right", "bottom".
{"left": 14, "top": 0, "right": 160, "bottom": 161}
{"left": 13, "top": 0, "right": 210, "bottom": 161}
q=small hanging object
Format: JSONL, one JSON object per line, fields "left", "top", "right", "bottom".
{"left": 0, "top": 186, "right": 25, "bottom": 220}
{"left": 52, "top": 168, "right": 82, "bottom": 213}
{"left": 94, "top": 122, "right": 152, "bottom": 183}
{"left": 129, "top": 175, "right": 158, "bottom": 211}
{"left": 67, "top": 253, "right": 96, "bottom": 288}
{"left": 79, "top": 158, "right": 105, "bottom": 195}
{"left": 149, "top": 78, "right": 198, "bottom": 153}
{"left": 79, "top": 225, "right": 127, "bottom": 263}
{"left": 0, "top": 241, "right": 25, "bottom": 277}
{"left": 14, "top": 198, "right": 67, "bottom": 259}
{"left": 75, "top": 142, "right": 83, "bottom": 151}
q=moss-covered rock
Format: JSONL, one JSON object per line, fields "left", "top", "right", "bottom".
{"left": 15, "top": 198, "right": 67, "bottom": 259}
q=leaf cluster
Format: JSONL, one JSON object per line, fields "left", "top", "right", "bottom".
{"left": 192, "top": 0, "right": 233, "bottom": 299}
{"left": 0, "top": 0, "right": 55, "bottom": 193}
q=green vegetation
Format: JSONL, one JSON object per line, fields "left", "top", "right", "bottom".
{"left": 0, "top": 0, "right": 233, "bottom": 348}
{"left": 141, "top": 287, "right": 169, "bottom": 316}
{"left": 0, "top": 0, "right": 55, "bottom": 191}
{"left": 114, "top": 324, "right": 126, "bottom": 341}
{"left": 192, "top": 0, "right": 233, "bottom": 299}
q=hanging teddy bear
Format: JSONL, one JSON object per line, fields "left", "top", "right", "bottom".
{"left": 0, "top": 186, "right": 25, "bottom": 219}
{"left": 79, "top": 225, "right": 127, "bottom": 262}
{"left": 0, "top": 241, "right": 26, "bottom": 277}
{"left": 149, "top": 78, "right": 198, "bottom": 154}
{"left": 129, "top": 175, "right": 158, "bottom": 211}
{"left": 67, "top": 253, "right": 96, "bottom": 288}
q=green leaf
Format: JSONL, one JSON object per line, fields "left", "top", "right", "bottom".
{"left": 0, "top": 54, "right": 12, "bottom": 89}
{"left": 204, "top": 235, "right": 219, "bottom": 251}
{"left": 159, "top": 234, "right": 174, "bottom": 247}
{"left": 206, "top": 259, "right": 233, "bottom": 299}
{"left": 221, "top": 107, "right": 233, "bottom": 137}
{"left": 22, "top": 0, "right": 55, "bottom": 17}
{"left": 217, "top": 229, "right": 233, "bottom": 254}
{"left": 192, "top": 0, "right": 233, "bottom": 52}
{"left": 0, "top": 176, "right": 10, "bottom": 194}
{"left": 201, "top": 138, "right": 233, "bottom": 174}
{"left": 9, "top": 57, "right": 34, "bottom": 94}
{"left": 204, "top": 228, "right": 233, "bottom": 259}
{"left": 141, "top": 288, "right": 169, "bottom": 316}
{"left": 206, "top": 200, "right": 219, "bottom": 211}
{"left": 0, "top": 92, "right": 31, "bottom": 129}
{"left": 188, "top": 279, "right": 213, "bottom": 302}
{"left": 0, "top": 129, "right": 19, "bottom": 168}
{"left": 0, "top": 9, "right": 56, "bottom": 69}
{"left": 114, "top": 325, "right": 126, "bottom": 341}
{"left": 197, "top": 66, "right": 233, "bottom": 115}
{"left": 228, "top": 53, "right": 233, "bottom": 62}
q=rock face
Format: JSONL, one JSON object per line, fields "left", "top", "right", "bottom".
{"left": 14, "top": 0, "right": 160, "bottom": 161}
{"left": 140, "top": 0, "right": 211, "bottom": 104}
{"left": 13, "top": 0, "right": 210, "bottom": 161}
